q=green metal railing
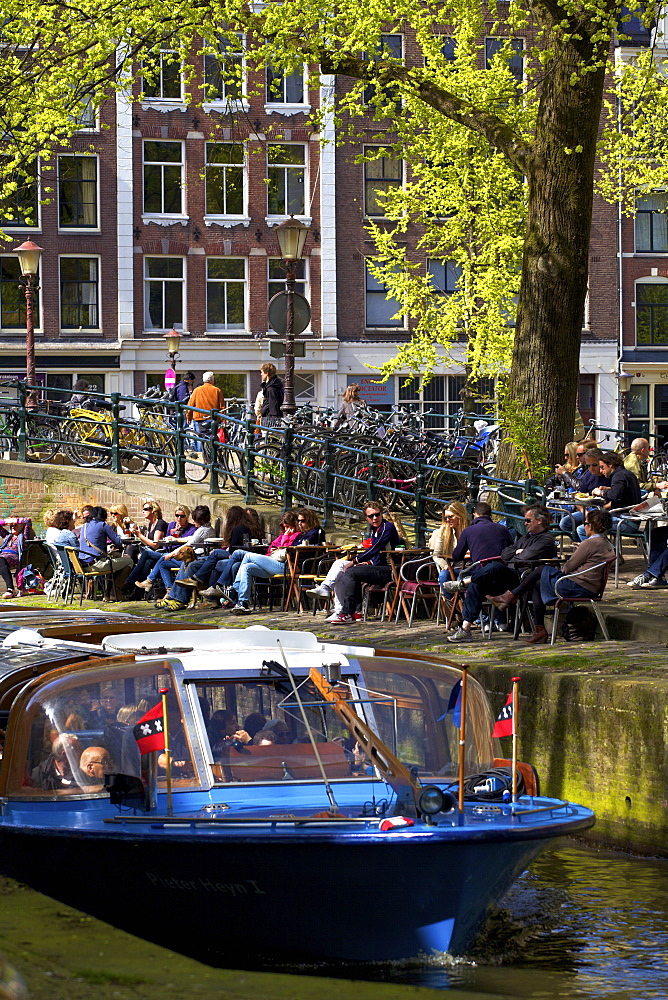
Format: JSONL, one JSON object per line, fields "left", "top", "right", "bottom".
{"left": 0, "top": 381, "right": 544, "bottom": 540}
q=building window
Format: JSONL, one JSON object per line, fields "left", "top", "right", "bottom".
{"left": 70, "top": 94, "right": 96, "bottom": 130}
{"left": 60, "top": 257, "right": 99, "bottom": 329}
{"left": 364, "top": 150, "right": 402, "bottom": 217}
{"left": 440, "top": 37, "right": 456, "bottom": 61}
{"left": 364, "top": 34, "right": 403, "bottom": 106}
{"left": 205, "top": 143, "right": 244, "bottom": 216}
{"left": 636, "top": 281, "right": 668, "bottom": 345}
{"left": 427, "top": 259, "right": 462, "bottom": 293}
{"left": 204, "top": 35, "right": 244, "bottom": 102}
{"left": 399, "top": 375, "right": 495, "bottom": 428}
{"left": 206, "top": 258, "right": 246, "bottom": 330}
{"left": 142, "top": 50, "right": 182, "bottom": 101}
{"left": 628, "top": 383, "right": 649, "bottom": 417}
{"left": 635, "top": 193, "right": 668, "bottom": 252}
{"left": 294, "top": 373, "right": 315, "bottom": 399}
{"left": 266, "top": 65, "right": 305, "bottom": 103}
{"left": 577, "top": 374, "right": 596, "bottom": 425}
{"left": 144, "top": 257, "right": 184, "bottom": 331}
{"left": 58, "top": 156, "right": 97, "bottom": 228}
{"left": 485, "top": 37, "right": 524, "bottom": 87}
{"left": 0, "top": 162, "right": 38, "bottom": 228}
{"left": 267, "top": 144, "right": 305, "bottom": 216}
{"left": 143, "top": 141, "right": 184, "bottom": 215}
{"left": 268, "top": 259, "right": 306, "bottom": 330}
{"left": 0, "top": 256, "right": 39, "bottom": 329}
{"left": 365, "top": 264, "right": 403, "bottom": 327}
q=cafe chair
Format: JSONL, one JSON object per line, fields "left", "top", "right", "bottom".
{"left": 64, "top": 546, "right": 116, "bottom": 605}
{"left": 395, "top": 556, "right": 440, "bottom": 627}
{"left": 443, "top": 557, "right": 503, "bottom": 640}
{"left": 612, "top": 509, "right": 649, "bottom": 587}
{"left": 361, "top": 577, "right": 396, "bottom": 622}
{"left": 298, "top": 554, "right": 336, "bottom": 616}
{"left": 548, "top": 557, "right": 615, "bottom": 644}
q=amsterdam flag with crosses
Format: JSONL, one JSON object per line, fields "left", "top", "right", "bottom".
{"left": 492, "top": 691, "right": 514, "bottom": 738}
{"left": 133, "top": 700, "right": 165, "bottom": 755}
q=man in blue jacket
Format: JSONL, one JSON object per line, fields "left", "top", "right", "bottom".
{"left": 330, "top": 502, "right": 399, "bottom": 625}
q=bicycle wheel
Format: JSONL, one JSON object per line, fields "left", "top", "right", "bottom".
{"left": 28, "top": 415, "right": 60, "bottom": 462}
{"left": 220, "top": 445, "right": 246, "bottom": 493}
{"left": 424, "top": 470, "right": 469, "bottom": 518}
{"left": 184, "top": 441, "right": 209, "bottom": 483}
{"left": 251, "top": 443, "right": 284, "bottom": 500}
{"left": 649, "top": 453, "right": 668, "bottom": 479}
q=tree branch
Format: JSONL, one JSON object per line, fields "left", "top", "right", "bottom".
{"left": 526, "top": 0, "right": 595, "bottom": 61}
{"left": 321, "top": 52, "right": 533, "bottom": 175}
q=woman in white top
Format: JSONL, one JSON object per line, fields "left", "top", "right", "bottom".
{"left": 46, "top": 510, "right": 78, "bottom": 548}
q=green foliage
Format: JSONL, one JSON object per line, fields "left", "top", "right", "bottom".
{"left": 496, "top": 381, "right": 550, "bottom": 482}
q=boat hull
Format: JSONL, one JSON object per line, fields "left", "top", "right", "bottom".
{"left": 0, "top": 806, "right": 593, "bottom": 964}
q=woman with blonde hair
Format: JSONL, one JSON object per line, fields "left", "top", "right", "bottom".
{"left": 429, "top": 502, "right": 469, "bottom": 571}
{"left": 334, "top": 383, "right": 367, "bottom": 429}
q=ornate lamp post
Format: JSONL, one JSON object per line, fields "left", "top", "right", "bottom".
{"left": 275, "top": 216, "right": 309, "bottom": 416}
{"left": 163, "top": 327, "right": 181, "bottom": 370}
{"left": 14, "top": 240, "right": 42, "bottom": 409}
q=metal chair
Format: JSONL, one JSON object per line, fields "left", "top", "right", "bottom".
{"left": 395, "top": 556, "right": 440, "bottom": 626}
{"left": 549, "top": 557, "right": 616, "bottom": 644}
{"left": 64, "top": 546, "right": 116, "bottom": 605}
{"left": 612, "top": 508, "right": 649, "bottom": 587}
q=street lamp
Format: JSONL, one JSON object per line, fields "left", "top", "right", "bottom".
{"left": 275, "top": 215, "right": 310, "bottom": 416}
{"left": 14, "top": 239, "right": 42, "bottom": 409}
{"left": 617, "top": 370, "right": 633, "bottom": 432}
{"left": 163, "top": 327, "right": 181, "bottom": 369}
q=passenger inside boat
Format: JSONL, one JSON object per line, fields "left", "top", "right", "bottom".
{"left": 78, "top": 746, "right": 114, "bottom": 792}
{"left": 31, "top": 734, "right": 82, "bottom": 791}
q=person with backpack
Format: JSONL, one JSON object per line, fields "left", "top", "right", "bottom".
{"left": 171, "top": 371, "right": 195, "bottom": 404}
{"left": 259, "top": 363, "right": 284, "bottom": 422}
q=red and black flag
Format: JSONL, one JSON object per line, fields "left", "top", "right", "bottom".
{"left": 492, "top": 691, "right": 514, "bottom": 738}
{"left": 133, "top": 700, "right": 165, "bottom": 755}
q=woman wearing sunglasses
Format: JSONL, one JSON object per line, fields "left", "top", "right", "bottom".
{"left": 123, "top": 505, "right": 191, "bottom": 596}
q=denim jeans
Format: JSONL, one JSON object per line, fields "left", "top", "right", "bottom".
{"left": 233, "top": 553, "right": 286, "bottom": 603}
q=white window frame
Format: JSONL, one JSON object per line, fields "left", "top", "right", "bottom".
{"left": 57, "top": 154, "right": 100, "bottom": 232}
{"left": 265, "top": 63, "right": 310, "bottom": 116}
{"left": 634, "top": 190, "right": 668, "bottom": 254}
{"left": 203, "top": 34, "right": 249, "bottom": 113}
{"left": 0, "top": 254, "right": 41, "bottom": 331}
{"left": 142, "top": 140, "right": 187, "bottom": 224}
{"left": 141, "top": 49, "right": 185, "bottom": 108}
{"left": 205, "top": 257, "right": 247, "bottom": 333}
{"left": 363, "top": 146, "right": 403, "bottom": 219}
{"left": 204, "top": 142, "right": 249, "bottom": 227}
{"left": 0, "top": 159, "right": 40, "bottom": 231}
{"left": 143, "top": 256, "right": 186, "bottom": 332}
{"left": 265, "top": 142, "right": 310, "bottom": 225}
{"left": 59, "top": 254, "right": 101, "bottom": 332}
{"left": 365, "top": 263, "right": 405, "bottom": 329}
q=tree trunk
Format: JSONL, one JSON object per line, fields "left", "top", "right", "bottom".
{"left": 496, "top": 32, "right": 607, "bottom": 481}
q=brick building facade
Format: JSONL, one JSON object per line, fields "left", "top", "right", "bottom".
{"left": 0, "top": 35, "right": 627, "bottom": 429}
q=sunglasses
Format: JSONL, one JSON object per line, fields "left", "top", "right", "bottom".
{"left": 524, "top": 518, "right": 534, "bottom": 523}
{"left": 366, "top": 512, "right": 383, "bottom": 519}
{"left": 297, "top": 518, "right": 306, "bottom": 523}
{"left": 175, "top": 512, "right": 186, "bottom": 517}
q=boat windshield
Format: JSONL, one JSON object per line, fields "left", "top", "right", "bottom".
{"left": 1, "top": 659, "right": 198, "bottom": 797}
{"left": 194, "top": 655, "right": 495, "bottom": 785}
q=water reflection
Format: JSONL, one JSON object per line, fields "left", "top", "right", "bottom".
{"left": 281, "top": 845, "right": 668, "bottom": 999}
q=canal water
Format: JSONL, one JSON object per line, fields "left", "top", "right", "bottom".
{"left": 279, "top": 843, "right": 668, "bottom": 999}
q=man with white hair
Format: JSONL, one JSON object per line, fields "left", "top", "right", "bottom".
{"left": 624, "top": 437, "right": 652, "bottom": 489}
{"left": 186, "top": 372, "right": 225, "bottom": 450}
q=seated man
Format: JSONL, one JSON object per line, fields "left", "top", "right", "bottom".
{"left": 31, "top": 734, "right": 81, "bottom": 791}
{"left": 78, "top": 746, "right": 114, "bottom": 793}
{"left": 447, "top": 505, "right": 558, "bottom": 643}
{"left": 330, "top": 502, "right": 400, "bottom": 625}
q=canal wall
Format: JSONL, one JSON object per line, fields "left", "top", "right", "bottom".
{"left": 474, "top": 660, "right": 668, "bottom": 857}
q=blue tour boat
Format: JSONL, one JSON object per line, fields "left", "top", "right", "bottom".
{"left": 0, "top": 624, "right": 594, "bottom": 966}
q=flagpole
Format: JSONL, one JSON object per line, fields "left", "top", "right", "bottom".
{"left": 511, "top": 676, "right": 520, "bottom": 803}
{"left": 160, "top": 687, "right": 173, "bottom": 816}
{"left": 458, "top": 667, "right": 468, "bottom": 815}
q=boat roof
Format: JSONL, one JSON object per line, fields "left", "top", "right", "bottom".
{"left": 0, "top": 611, "right": 216, "bottom": 645}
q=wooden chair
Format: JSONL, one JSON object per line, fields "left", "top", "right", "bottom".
{"left": 64, "top": 546, "right": 116, "bottom": 605}
{"left": 395, "top": 556, "right": 440, "bottom": 626}
{"left": 296, "top": 554, "right": 336, "bottom": 615}
{"left": 548, "top": 556, "right": 616, "bottom": 644}
{"left": 444, "top": 557, "right": 503, "bottom": 639}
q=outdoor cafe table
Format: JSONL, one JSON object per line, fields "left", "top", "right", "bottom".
{"left": 283, "top": 545, "right": 340, "bottom": 612}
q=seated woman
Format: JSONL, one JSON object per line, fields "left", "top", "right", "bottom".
{"left": 78, "top": 506, "right": 133, "bottom": 596}
{"left": 45, "top": 509, "right": 78, "bottom": 548}
{"left": 148, "top": 506, "right": 215, "bottom": 608}
{"left": 225, "top": 511, "right": 313, "bottom": 614}
{"left": 488, "top": 508, "right": 614, "bottom": 644}
{"left": 123, "top": 503, "right": 186, "bottom": 595}
{"left": 197, "top": 511, "right": 301, "bottom": 609}
{"left": 0, "top": 517, "right": 33, "bottom": 599}
{"left": 167, "top": 506, "right": 253, "bottom": 604}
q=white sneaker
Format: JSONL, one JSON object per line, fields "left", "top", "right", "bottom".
{"left": 307, "top": 584, "right": 331, "bottom": 598}
{"left": 325, "top": 610, "right": 342, "bottom": 622}
{"left": 136, "top": 580, "right": 153, "bottom": 591}
{"left": 200, "top": 585, "right": 223, "bottom": 598}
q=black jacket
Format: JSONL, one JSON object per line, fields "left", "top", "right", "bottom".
{"left": 452, "top": 516, "right": 513, "bottom": 565}
{"left": 606, "top": 467, "right": 641, "bottom": 511}
{"left": 501, "top": 528, "right": 557, "bottom": 567}
{"left": 261, "top": 376, "right": 284, "bottom": 418}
